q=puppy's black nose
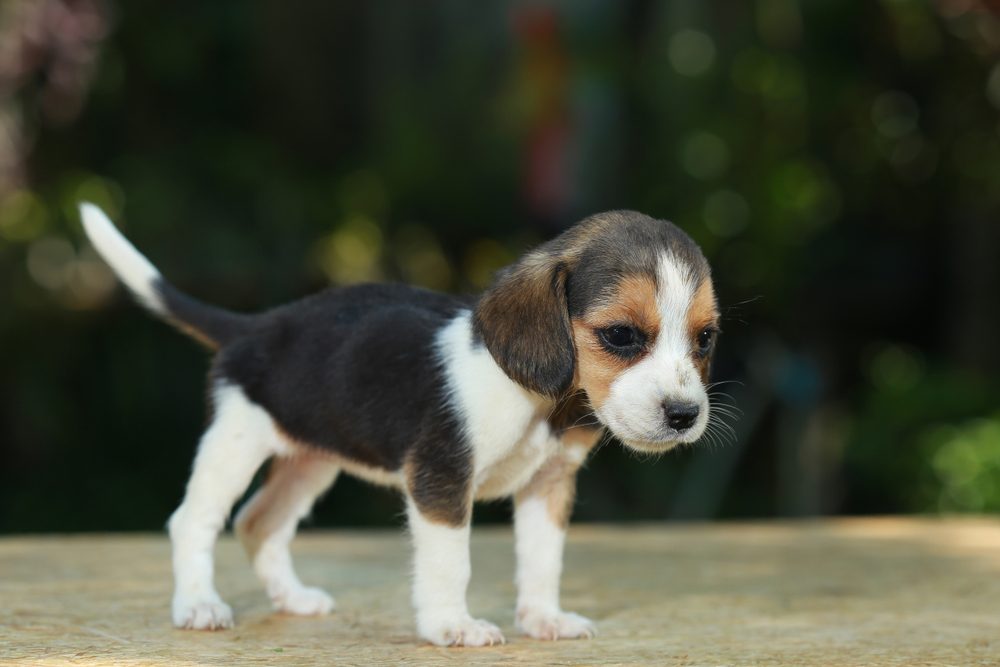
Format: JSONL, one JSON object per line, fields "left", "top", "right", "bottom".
{"left": 664, "top": 403, "right": 699, "bottom": 432}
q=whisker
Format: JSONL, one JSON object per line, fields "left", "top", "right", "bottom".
{"left": 700, "top": 424, "right": 719, "bottom": 451}
{"left": 708, "top": 409, "right": 737, "bottom": 429}
{"left": 544, "top": 389, "right": 577, "bottom": 422}
{"left": 708, "top": 422, "right": 737, "bottom": 445}
{"left": 707, "top": 389, "right": 741, "bottom": 399}
{"left": 568, "top": 411, "right": 599, "bottom": 428}
{"left": 709, "top": 405, "right": 743, "bottom": 417}
{"left": 706, "top": 380, "right": 745, "bottom": 390}
{"left": 709, "top": 408, "right": 742, "bottom": 421}
{"left": 704, "top": 424, "right": 726, "bottom": 451}
{"left": 707, "top": 392, "right": 743, "bottom": 405}
{"left": 590, "top": 429, "right": 615, "bottom": 457}
{"left": 706, "top": 414, "right": 737, "bottom": 444}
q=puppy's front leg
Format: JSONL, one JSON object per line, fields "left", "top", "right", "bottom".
{"left": 514, "top": 450, "right": 596, "bottom": 640}
{"left": 407, "top": 498, "right": 505, "bottom": 647}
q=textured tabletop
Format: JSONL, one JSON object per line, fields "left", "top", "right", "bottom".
{"left": 1, "top": 518, "right": 999, "bottom": 666}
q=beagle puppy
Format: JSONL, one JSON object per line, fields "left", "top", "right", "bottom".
{"left": 80, "top": 204, "right": 720, "bottom": 647}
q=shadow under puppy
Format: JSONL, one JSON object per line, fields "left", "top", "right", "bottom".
{"left": 80, "top": 204, "right": 720, "bottom": 647}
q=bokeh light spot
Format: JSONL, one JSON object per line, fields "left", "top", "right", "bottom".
{"left": 393, "top": 224, "right": 452, "bottom": 291}
{"left": 69, "top": 245, "right": 116, "bottom": 308}
{"left": 927, "top": 416, "right": 1000, "bottom": 512}
{"left": 0, "top": 190, "right": 48, "bottom": 242}
{"left": 679, "top": 131, "right": 730, "bottom": 180}
{"left": 315, "top": 215, "right": 384, "bottom": 285}
{"left": 27, "top": 235, "right": 75, "bottom": 290}
{"left": 868, "top": 344, "right": 924, "bottom": 391}
{"left": 68, "top": 174, "right": 123, "bottom": 223}
{"left": 668, "top": 29, "right": 716, "bottom": 77}
{"left": 769, "top": 160, "right": 842, "bottom": 230}
{"left": 756, "top": 0, "right": 803, "bottom": 47}
{"left": 731, "top": 49, "right": 806, "bottom": 110}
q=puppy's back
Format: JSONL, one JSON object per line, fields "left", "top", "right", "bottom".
{"left": 213, "top": 283, "right": 473, "bottom": 471}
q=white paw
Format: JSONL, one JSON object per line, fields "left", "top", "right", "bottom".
{"left": 517, "top": 607, "right": 596, "bottom": 640}
{"left": 272, "top": 585, "right": 335, "bottom": 616}
{"left": 419, "top": 614, "right": 506, "bottom": 647}
{"left": 172, "top": 594, "right": 234, "bottom": 630}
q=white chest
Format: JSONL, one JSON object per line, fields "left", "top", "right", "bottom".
{"left": 473, "top": 417, "right": 557, "bottom": 499}
{"left": 437, "top": 312, "right": 558, "bottom": 500}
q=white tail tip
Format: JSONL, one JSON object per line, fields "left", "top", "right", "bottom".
{"left": 79, "top": 202, "right": 164, "bottom": 313}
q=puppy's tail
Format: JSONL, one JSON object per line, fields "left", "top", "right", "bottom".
{"left": 79, "top": 202, "right": 252, "bottom": 350}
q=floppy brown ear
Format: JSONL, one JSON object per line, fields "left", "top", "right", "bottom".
{"left": 472, "top": 252, "right": 575, "bottom": 398}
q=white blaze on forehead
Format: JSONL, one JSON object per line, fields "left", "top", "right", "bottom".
{"left": 654, "top": 252, "right": 697, "bottom": 351}
{"left": 644, "top": 251, "right": 702, "bottom": 398}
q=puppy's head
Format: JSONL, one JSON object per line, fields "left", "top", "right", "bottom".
{"left": 473, "top": 211, "right": 719, "bottom": 453}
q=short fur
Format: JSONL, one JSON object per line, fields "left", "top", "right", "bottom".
{"left": 80, "top": 203, "right": 720, "bottom": 647}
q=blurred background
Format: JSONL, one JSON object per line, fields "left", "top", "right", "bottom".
{"left": 2, "top": 0, "right": 999, "bottom": 533}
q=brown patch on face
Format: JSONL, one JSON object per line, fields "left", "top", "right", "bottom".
{"left": 572, "top": 321, "right": 622, "bottom": 409}
{"left": 686, "top": 278, "right": 720, "bottom": 383}
{"left": 516, "top": 428, "right": 597, "bottom": 527}
{"left": 614, "top": 274, "right": 662, "bottom": 335}
{"left": 571, "top": 273, "right": 661, "bottom": 409}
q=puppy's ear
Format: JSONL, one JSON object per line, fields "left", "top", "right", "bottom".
{"left": 473, "top": 251, "right": 575, "bottom": 398}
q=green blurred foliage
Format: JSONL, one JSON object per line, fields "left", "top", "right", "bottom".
{"left": 1, "top": 0, "right": 999, "bottom": 531}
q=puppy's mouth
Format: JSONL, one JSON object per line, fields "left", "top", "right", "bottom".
{"left": 619, "top": 437, "right": 682, "bottom": 454}
{"left": 606, "top": 418, "right": 708, "bottom": 454}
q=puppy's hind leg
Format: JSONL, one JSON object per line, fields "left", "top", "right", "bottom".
{"left": 235, "top": 453, "right": 339, "bottom": 616}
{"left": 168, "top": 385, "right": 283, "bottom": 630}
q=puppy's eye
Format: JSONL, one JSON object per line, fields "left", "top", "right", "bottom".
{"left": 598, "top": 325, "right": 643, "bottom": 357}
{"left": 696, "top": 328, "right": 717, "bottom": 356}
